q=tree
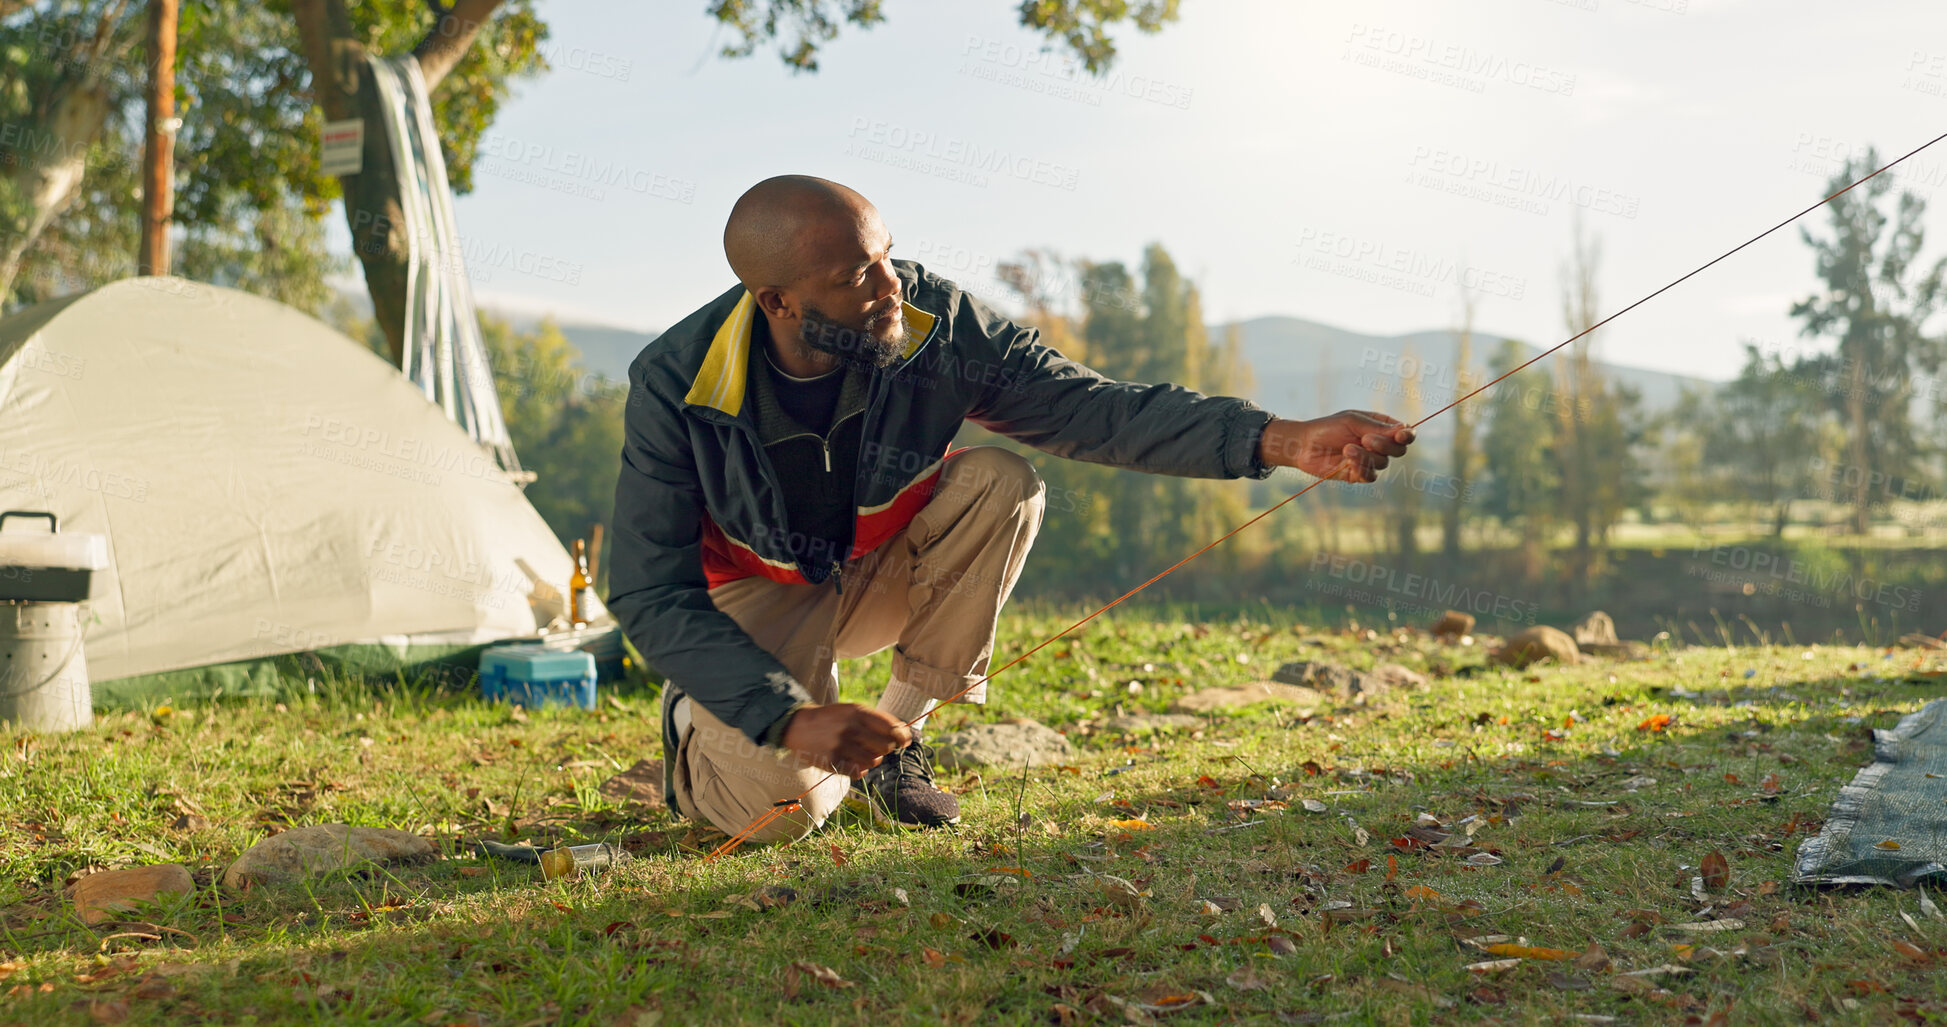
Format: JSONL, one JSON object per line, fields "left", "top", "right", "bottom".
{"left": 1789, "top": 147, "right": 1947, "bottom": 536}
{"left": 1442, "top": 270, "right": 1481, "bottom": 563}
{"left": 0, "top": 2, "right": 143, "bottom": 303}
{"left": 1706, "top": 343, "right": 1820, "bottom": 535}
{"left": 1552, "top": 220, "right": 1645, "bottom": 595}
{"left": 2, "top": 1, "right": 548, "bottom": 316}
{"left": 479, "top": 313, "right": 625, "bottom": 548}
{"left": 1482, "top": 338, "right": 1559, "bottom": 582}
{"left": 711, "top": 0, "right": 1182, "bottom": 73}
{"left": 1389, "top": 342, "right": 1423, "bottom": 560}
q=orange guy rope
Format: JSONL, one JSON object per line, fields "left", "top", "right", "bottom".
{"left": 705, "top": 128, "right": 1947, "bottom": 860}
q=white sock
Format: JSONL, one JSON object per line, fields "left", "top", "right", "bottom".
{"left": 877, "top": 676, "right": 937, "bottom": 734}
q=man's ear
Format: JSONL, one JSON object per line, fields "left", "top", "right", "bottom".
{"left": 753, "top": 286, "right": 798, "bottom": 322}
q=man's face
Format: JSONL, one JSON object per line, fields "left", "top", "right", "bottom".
{"left": 787, "top": 211, "right": 905, "bottom": 367}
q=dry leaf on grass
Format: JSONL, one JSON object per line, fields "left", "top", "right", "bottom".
{"left": 782, "top": 961, "right": 854, "bottom": 999}
{"left": 1701, "top": 850, "right": 1730, "bottom": 892}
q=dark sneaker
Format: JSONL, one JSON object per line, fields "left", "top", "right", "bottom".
{"left": 856, "top": 734, "right": 961, "bottom": 828}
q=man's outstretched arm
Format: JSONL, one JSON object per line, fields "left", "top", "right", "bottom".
{"left": 955, "top": 290, "right": 1414, "bottom": 480}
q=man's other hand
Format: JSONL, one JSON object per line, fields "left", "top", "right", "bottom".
{"left": 1259, "top": 412, "right": 1415, "bottom": 483}
{"left": 780, "top": 703, "right": 912, "bottom": 778}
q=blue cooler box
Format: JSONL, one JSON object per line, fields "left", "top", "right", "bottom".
{"left": 479, "top": 644, "right": 597, "bottom": 710}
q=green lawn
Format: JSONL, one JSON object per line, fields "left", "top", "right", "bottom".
{"left": 2, "top": 608, "right": 1944, "bottom": 1025}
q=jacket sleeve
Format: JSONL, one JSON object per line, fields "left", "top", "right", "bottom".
{"left": 953, "top": 291, "right": 1277, "bottom": 480}
{"left": 604, "top": 368, "right": 814, "bottom": 747}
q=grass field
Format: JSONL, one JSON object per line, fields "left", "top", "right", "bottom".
{"left": 2, "top": 607, "right": 1944, "bottom": 1025}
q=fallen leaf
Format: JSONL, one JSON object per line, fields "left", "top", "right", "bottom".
{"left": 1463, "top": 958, "right": 1521, "bottom": 974}
{"left": 1875, "top": 840, "right": 1903, "bottom": 850}
{"left": 829, "top": 844, "right": 848, "bottom": 867}
{"left": 1096, "top": 874, "right": 1149, "bottom": 908}
{"left": 782, "top": 961, "right": 853, "bottom": 999}
{"left": 1637, "top": 714, "right": 1673, "bottom": 732}
{"left": 1464, "top": 853, "right": 1504, "bottom": 867}
{"left": 1404, "top": 885, "right": 1443, "bottom": 902}
{"left": 1889, "top": 940, "right": 1929, "bottom": 961}
{"left": 1575, "top": 943, "right": 1610, "bottom": 971}
{"left": 1111, "top": 819, "right": 1154, "bottom": 832}
{"left": 1481, "top": 944, "right": 1573, "bottom": 960}
{"left": 1301, "top": 799, "right": 1328, "bottom": 813}
{"left": 1671, "top": 919, "right": 1745, "bottom": 933}
{"left": 1759, "top": 773, "right": 1781, "bottom": 794}
{"left": 1267, "top": 936, "right": 1298, "bottom": 956}
{"left": 1701, "top": 850, "right": 1730, "bottom": 892}
{"left": 1226, "top": 965, "right": 1269, "bottom": 991}
{"left": 922, "top": 947, "right": 946, "bottom": 968}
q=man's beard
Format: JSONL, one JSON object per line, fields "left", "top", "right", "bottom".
{"left": 797, "top": 302, "right": 905, "bottom": 369}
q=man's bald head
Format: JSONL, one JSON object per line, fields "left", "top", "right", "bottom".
{"left": 724, "top": 175, "right": 876, "bottom": 290}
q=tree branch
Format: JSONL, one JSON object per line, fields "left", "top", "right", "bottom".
{"left": 413, "top": 0, "right": 504, "bottom": 91}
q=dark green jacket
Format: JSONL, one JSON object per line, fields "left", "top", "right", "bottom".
{"left": 607, "top": 260, "right": 1276, "bottom": 751}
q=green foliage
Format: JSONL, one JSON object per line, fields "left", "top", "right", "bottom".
{"left": 480, "top": 313, "right": 626, "bottom": 564}
{"left": 1, "top": 0, "right": 549, "bottom": 313}
{"left": 971, "top": 244, "right": 1252, "bottom": 597}
{"left": 1790, "top": 147, "right": 1947, "bottom": 531}
{"left": 1701, "top": 344, "right": 1824, "bottom": 533}
{"left": 709, "top": 0, "right": 1180, "bottom": 73}
{"left": 1480, "top": 338, "right": 1561, "bottom": 539}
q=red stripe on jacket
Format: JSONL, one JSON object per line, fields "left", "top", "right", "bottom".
{"left": 699, "top": 453, "right": 954, "bottom": 589}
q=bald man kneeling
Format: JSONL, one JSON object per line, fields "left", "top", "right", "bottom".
{"left": 606, "top": 175, "right": 1415, "bottom": 840}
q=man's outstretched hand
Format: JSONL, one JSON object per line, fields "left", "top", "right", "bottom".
{"left": 780, "top": 703, "right": 912, "bottom": 778}
{"left": 1259, "top": 412, "right": 1416, "bottom": 483}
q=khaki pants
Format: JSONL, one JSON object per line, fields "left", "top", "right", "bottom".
{"left": 672, "top": 446, "right": 1045, "bottom": 842}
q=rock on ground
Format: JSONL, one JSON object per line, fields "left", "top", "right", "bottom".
{"left": 1366, "top": 663, "right": 1428, "bottom": 691}
{"left": 598, "top": 759, "right": 665, "bottom": 808}
{"left": 71, "top": 865, "right": 196, "bottom": 925}
{"left": 1101, "top": 712, "right": 1205, "bottom": 733}
{"left": 1571, "top": 611, "right": 1620, "bottom": 646}
{"left": 1271, "top": 660, "right": 1364, "bottom": 693}
{"left": 1431, "top": 610, "right": 1476, "bottom": 639}
{"left": 932, "top": 720, "right": 1075, "bottom": 769}
{"left": 1170, "top": 681, "right": 1332, "bottom": 714}
{"left": 223, "top": 824, "right": 435, "bottom": 889}
{"left": 1492, "top": 626, "right": 1582, "bottom": 668}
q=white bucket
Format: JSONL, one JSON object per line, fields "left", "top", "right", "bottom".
{"left": 0, "top": 602, "right": 91, "bottom": 732}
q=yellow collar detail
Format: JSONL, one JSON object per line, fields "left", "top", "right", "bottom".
{"left": 684, "top": 293, "right": 938, "bottom": 416}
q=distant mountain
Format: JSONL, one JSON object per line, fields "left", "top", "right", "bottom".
{"left": 542, "top": 322, "right": 660, "bottom": 382}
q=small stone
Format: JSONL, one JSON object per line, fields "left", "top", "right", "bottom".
{"left": 1170, "top": 681, "right": 1332, "bottom": 714}
{"left": 1364, "top": 663, "right": 1428, "bottom": 692}
{"left": 598, "top": 759, "right": 665, "bottom": 808}
{"left": 71, "top": 865, "right": 196, "bottom": 925}
{"left": 1571, "top": 612, "right": 1620, "bottom": 647}
{"left": 1491, "top": 626, "right": 1582, "bottom": 669}
{"left": 222, "top": 824, "right": 435, "bottom": 889}
{"left": 1101, "top": 713, "right": 1204, "bottom": 733}
{"left": 932, "top": 720, "right": 1075, "bottom": 769}
{"left": 1432, "top": 610, "right": 1476, "bottom": 640}
{"left": 1271, "top": 661, "right": 1364, "bottom": 694}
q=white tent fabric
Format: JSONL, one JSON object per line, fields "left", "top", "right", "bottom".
{"left": 0, "top": 277, "right": 600, "bottom": 682}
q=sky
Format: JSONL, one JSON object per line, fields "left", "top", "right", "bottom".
{"left": 345, "top": 0, "right": 1947, "bottom": 382}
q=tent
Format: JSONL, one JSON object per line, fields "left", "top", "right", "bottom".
{"left": 0, "top": 277, "right": 604, "bottom": 706}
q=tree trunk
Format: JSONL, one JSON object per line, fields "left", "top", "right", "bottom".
{"left": 1847, "top": 347, "right": 1870, "bottom": 536}
{"left": 0, "top": 85, "right": 113, "bottom": 302}
{"left": 291, "top": 0, "right": 504, "bottom": 367}
{"left": 137, "top": 0, "right": 180, "bottom": 276}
